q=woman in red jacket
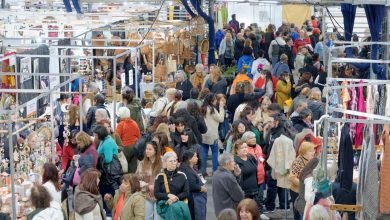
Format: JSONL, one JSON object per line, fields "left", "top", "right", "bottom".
{"left": 293, "top": 30, "right": 311, "bottom": 55}
{"left": 61, "top": 129, "right": 79, "bottom": 170}
{"left": 116, "top": 106, "right": 141, "bottom": 173}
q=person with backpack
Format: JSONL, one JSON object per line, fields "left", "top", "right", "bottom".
{"left": 272, "top": 54, "right": 291, "bottom": 78}
{"left": 121, "top": 86, "right": 145, "bottom": 133}
{"left": 237, "top": 47, "right": 254, "bottom": 76}
{"left": 251, "top": 50, "right": 271, "bottom": 83}
{"left": 268, "top": 31, "right": 286, "bottom": 67}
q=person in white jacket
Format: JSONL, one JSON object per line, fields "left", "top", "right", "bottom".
{"left": 33, "top": 201, "right": 64, "bottom": 220}
{"left": 28, "top": 185, "right": 65, "bottom": 220}
{"left": 201, "top": 94, "right": 225, "bottom": 176}
{"left": 268, "top": 31, "right": 286, "bottom": 67}
{"left": 148, "top": 84, "right": 168, "bottom": 125}
{"left": 251, "top": 49, "right": 271, "bottom": 86}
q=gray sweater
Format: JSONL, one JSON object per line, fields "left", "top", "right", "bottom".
{"left": 212, "top": 167, "right": 245, "bottom": 216}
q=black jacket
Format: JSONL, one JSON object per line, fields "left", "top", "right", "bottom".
{"left": 263, "top": 124, "right": 286, "bottom": 157}
{"left": 234, "top": 40, "right": 245, "bottom": 60}
{"left": 171, "top": 109, "right": 206, "bottom": 144}
{"left": 308, "top": 100, "right": 325, "bottom": 121}
{"left": 234, "top": 155, "right": 258, "bottom": 196}
{"left": 170, "top": 131, "right": 182, "bottom": 148}
{"left": 174, "top": 143, "right": 203, "bottom": 171}
{"left": 227, "top": 93, "right": 262, "bottom": 121}
{"left": 291, "top": 116, "right": 310, "bottom": 133}
{"left": 176, "top": 79, "right": 193, "bottom": 101}
{"left": 205, "top": 77, "right": 228, "bottom": 95}
{"left": 154, "top": 168, "right": 189, "bottom": 201}
{"left": 336, "top": 124, "right": 353, "bottom": 191}
{"left": 86, "top": 104, "right": 110, "bottom": 134}
{"left": 285, "top": 45, "right": 295, "bottom": 71}
{"left": 179, "top": 163, "right": 204, "bottom": 220}
{"left": 299, "top": 65, "right": 319, "bottom": 82}
{"left": 251, "top": 39, "right": 261, "bottom": 59}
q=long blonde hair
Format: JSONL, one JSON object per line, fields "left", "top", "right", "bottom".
{"left": 209, "top": 65, "right": 222, "bottom": 84}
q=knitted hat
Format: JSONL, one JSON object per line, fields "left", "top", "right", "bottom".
{"left": 241, "top": 131, "right": 256, "bottom": 142}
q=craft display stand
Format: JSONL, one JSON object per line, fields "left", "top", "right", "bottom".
{"left": 0, "top": 69, "right": 82, "bottom": 219}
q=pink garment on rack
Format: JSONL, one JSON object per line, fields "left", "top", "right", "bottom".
{"left": 355, "top": 80, "right": 365, "bottom": 148}
{"left": 349, "top": 82, "right": 357, "bottom": 140}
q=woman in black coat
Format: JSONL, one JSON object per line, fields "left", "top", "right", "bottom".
{"left": 171, "top": 108, "right": 206, "bottom": 145}
{"left": 291, "top": 108, "right": 313, "bottom": 133}
{"left": 179, "top": 149, "right": 207, "bottom": 220}
{"left": 154, "top": 152, "right": 189, "bottom": 210}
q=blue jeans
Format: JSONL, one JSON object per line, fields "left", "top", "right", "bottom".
{"left": 193, "top": 192, "right": 207, "bottom": 220}
{"left": 271, "top": 56, "right": 279, "bottom": 67}
{"left": 63, "top": 0, "right": 81, "bottom": 13}
{"left": 145, "top": 199, "right": 162, "bottom": 220}
{"left": 201, "top": 140, "right": 219, "bottom": 174}
{"left": 265, "top": 170, "right": 289, "bottom": 210}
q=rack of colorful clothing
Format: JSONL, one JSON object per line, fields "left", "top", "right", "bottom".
{"left": 324, "top": 77, "right": 390, "bottom": 150}
{"left": 314, "top": 76, "right": 390, "bottom": 219}
{"left": 318, "top": 115, "right": 390, "bottom": 220}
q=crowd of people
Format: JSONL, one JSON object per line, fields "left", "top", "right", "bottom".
{"left": 20, "top": 14, "right": 347, "bottom": 220}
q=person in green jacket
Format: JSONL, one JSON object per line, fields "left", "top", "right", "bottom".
{"left": 104, "top": 174, "right": 146, "bottom": 220}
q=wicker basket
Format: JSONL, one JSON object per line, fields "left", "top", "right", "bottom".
{"left": 199, "top": 39, "right": 209, "bottom": 54}
{"left": 144, "top": 90, "right": 153, "bottom": 99}
{"left": 190, "top": 16, "right": 206, "bottom": 36}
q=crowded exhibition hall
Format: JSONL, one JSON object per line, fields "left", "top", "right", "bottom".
{"left": 0, "top": 0, "right": 389, "bottom": 219}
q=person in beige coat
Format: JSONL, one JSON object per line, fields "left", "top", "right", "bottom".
{"left": 104, "top": 174, "right": 146, "bottom": 220}
{"left": 201, "top": 94, "right": 225, "bottom": 176}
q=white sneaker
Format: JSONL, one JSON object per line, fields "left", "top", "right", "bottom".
{"left": 260, "top": 214, "right": 270, "bottom": 220}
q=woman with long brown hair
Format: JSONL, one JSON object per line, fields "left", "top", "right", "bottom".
{"left": 74, "top": 168, "right": 106, "bottom": 220}
{"left": 104, "top": 174, "right": 146, "bottom": 220}
{"left": 41, "top": 163, "right": 62, "bottom": 204}
{"left": 136, "top": 141, "right": 163, "bottom": 220}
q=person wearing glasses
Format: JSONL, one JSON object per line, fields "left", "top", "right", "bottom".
{"left": 154, "top": 152, "right": 191, "bottom": 219}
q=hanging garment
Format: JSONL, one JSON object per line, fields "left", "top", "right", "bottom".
{"left": 366, "top": 85, "right": 378, "bottom": 115}
{"left": 267, "top": 134, "right": 296, "bottom": 189}
{"left": 340, "top": 80, "right": 351, "bottom": 118}
{"left": 329, "top": 80, "right": 341, "bottom": 118}
{"left": 374, "top": 85, "right": 386, "bottom": 145}
{"left": 349, "top": 83, "right": 357, "bottom": 140}
{"left": 357, "top": 125, "right": 379, "bottom": 220}
{"left": 355, "top": 80, "right": 366, "bottom": 148}
{"left": 379, "top": 125, "right": 390, "bottom": 214}
{"left": 386, "top": 84, "right": 390, "bottom": 117}
{"left": 336, "top": 124, "right": 353, "bottom": 191}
